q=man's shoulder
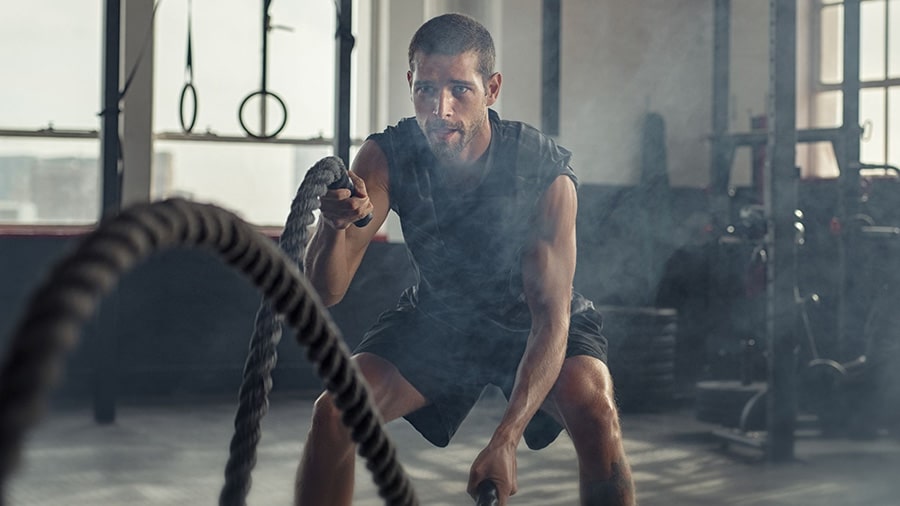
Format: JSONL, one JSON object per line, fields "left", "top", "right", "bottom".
{"left": 367, "top": 116, "right": 423, "bottom": 153}
{"left": 490, "top": 109, "right": 540, "bottom": 139}
{"left": 490, "top": 110, "right": 568, "bottom": 154}
{"left": 489, "top": 110, "right": 573, "bottom": 172}
{"left": 371, "top": 115, "right": 419, "bottom": 137}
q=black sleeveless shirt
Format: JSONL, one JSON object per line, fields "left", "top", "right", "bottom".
{"left": 368, "top": 109, "right": 585, "bottom": 330}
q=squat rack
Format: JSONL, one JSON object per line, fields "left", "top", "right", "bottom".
{"left": 708, "top": 0, "right": 863, "bottom": 461}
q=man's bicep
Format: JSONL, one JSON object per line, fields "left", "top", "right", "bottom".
{"left": 522, "top": 175, "right": 578, "bottom": 315}
{"left": 344, "top": 139, "right": 392, "bottom": 249}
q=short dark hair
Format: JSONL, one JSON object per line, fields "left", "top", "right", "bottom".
{"left": 408, "top": 13, "right": 496, "bottom": 80}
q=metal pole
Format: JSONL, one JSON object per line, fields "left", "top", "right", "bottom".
{"left": 709, "top": 0, "right": 735, "bottom": 250}
{"left": 710, "top": 0, "right": 731, "bottom": 199}
{"left": 334, "top": 0, "right": 354, "bottom": 164}
{"left": 765, "top": 0, "right": 798, "bottom": 462}
{"left": 541, "top": 0, "right": 560, "bottom": 136}
{"left": 261, "top": 0, "right": 270, "bottom": 135}
{"left": 96, "top": 0, "right": 123, "bottom": 424}
{"left": 838, "top": 0, "right": 862, "bottom": 361}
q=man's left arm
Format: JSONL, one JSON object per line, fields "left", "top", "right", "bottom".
{"left": 467, "top": 174, "right": 578, "bottom": 501}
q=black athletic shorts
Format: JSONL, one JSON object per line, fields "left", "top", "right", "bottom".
{"left": 353, "top": 302, "right": 607, "bottom": 450}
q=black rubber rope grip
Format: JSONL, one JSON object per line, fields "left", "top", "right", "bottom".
{"left": 474, "top": 480, "right": 499, "bottom": 506}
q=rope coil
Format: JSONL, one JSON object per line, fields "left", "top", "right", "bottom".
{"left": 0, "top": 157, "right": 418, "bottom": 506}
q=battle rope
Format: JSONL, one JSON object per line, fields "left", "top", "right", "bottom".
{"left": 0, "top": 157, "right": 417, "bottom": 506}
{"left": 219, "top": 156, "right": 388, "bottom": 505}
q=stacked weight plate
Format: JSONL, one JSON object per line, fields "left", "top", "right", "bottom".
{"left": 598, "top": 306, "right": 678, "bottom": 412}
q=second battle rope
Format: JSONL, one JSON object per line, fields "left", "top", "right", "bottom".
{"left": 0, "top": 158, "right": 417, "bottom": 506}
{"left": 219, "top": 156, "right": 384, "bottom": 505}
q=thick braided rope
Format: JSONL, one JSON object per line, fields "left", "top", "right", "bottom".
{"left": 218, "top": 156, "right": 343, "bottom": 504}
{"left": 220, "top": 156, "right": 415, "bottom": 505}
{"left": 0, "top": 192, "right": 417, "bottom": 505}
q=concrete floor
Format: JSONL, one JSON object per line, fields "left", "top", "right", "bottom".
{"left": 6, "top": 389, "right": 900, "bottom": 506}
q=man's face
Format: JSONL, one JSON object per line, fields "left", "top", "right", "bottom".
{"left": 408, "top": 51, "right": 501, "bottom": 165}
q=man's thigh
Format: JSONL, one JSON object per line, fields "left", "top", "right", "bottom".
{"left": 351, "top": 352, "right": 430, "bottom": 423}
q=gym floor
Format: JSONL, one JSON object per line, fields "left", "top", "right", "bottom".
{"left": 6, "top": 388, "right": 900, "bottom": 506}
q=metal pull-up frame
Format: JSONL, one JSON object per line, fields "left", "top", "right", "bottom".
{"left": 708, "top": 0, "right": 864, "bottom": 462}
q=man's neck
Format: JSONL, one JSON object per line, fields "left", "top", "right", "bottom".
{"left": 437, "top": 145, "right": 490, "bottom": 191}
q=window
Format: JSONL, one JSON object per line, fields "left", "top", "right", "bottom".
{"left": 0, "top": 1, "right": 104, "bottom": 224}
{"left": 152, "top": 0, "right": 343, "bottom": 225}
{"left": 0, "top": 1, "right": 371, "bottom": 227}
{"left": 813, "top": 0, "right": 900, "bottom": 174}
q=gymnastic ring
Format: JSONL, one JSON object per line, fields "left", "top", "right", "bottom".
{"left": 238, "top": 90, "right": 288, "bottom": 139}
{"left": 179, "top": 82, "right": 198, "bottom": 133}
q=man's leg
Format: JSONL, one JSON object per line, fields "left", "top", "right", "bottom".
{"left": 294, "top": 352, "right": 429, "bottom": 506}
{"left": 544, "top": 355, "right": 636, "bottom": 506}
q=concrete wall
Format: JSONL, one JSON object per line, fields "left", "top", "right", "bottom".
{"left": 558, "top": 1, "right": 713, "bottom": 187}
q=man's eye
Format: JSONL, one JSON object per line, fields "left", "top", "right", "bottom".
{"left": 453, "top": 86, "right": 470, "bottom": 95}
{"left": 416, "top": 86, "right": 434, "bottom": 95}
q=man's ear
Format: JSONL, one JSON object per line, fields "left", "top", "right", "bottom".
{"left": 407, "top": 70, "right": 413, "bottom": 98}
{"left": 485, "top": 72, "right": 502, "bottom": 106}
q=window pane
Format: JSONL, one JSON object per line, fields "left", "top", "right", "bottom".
{"left": 888, "top": 86, "right": 900, "bottom": 168}
{"left": 890, "top": 0, "right": 900, "bottom": 77}
{"left": 815, "top": 90, "right": 844, "bottom": 127}
{"left": 0, "top": 139, "right": 100, "bottom": 224}
{"left": 153, "top": 0, "right": 336, "bottom": 138}
{"left": 820, "top": 5, "right": 844, "bottom": 84}
{"left": 861, "top": 0, "right": 887, "bottom": 81}
{"left": 153, "top": 142, "right": 332, "bottom": 226}
{"left": 860, "top": 87, "right": 887, "bottom": 164}
{"left": 0, "top": 1, "right": 103, "bottom": 130}
{"left": 808, "top": 142, "right": 840, "bottom": 179}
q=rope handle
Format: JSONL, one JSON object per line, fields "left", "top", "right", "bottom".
{"left": 327, "top": 165, "right": 373, "bottom": 227}
{"left": 474, "top": 480, "right": 500, "bottom": 506}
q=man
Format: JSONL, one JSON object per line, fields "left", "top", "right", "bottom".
{"left": 296, "top": 13, "right": 635, "bottom": 506}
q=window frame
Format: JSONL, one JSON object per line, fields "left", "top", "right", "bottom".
{"left": 812, "top": 0, "right": 899, "bottom": 168}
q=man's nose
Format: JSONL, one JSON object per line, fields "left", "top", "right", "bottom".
{"left": 433, "top": 89, "right": 453, "bottom": 118}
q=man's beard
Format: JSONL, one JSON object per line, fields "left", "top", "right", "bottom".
{"left": 425, "top": 117, "right": 483, "bottom": 164}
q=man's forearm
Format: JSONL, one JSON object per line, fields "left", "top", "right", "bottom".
{"left": 492, "top": 319, "right": 568, "bottom": 445}
{"left": 304, "top": 220, "right": 353, "bottom": 306}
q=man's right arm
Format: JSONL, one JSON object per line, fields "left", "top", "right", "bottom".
{"left": 304, "top": 140, "right": 392, "bottom": 306}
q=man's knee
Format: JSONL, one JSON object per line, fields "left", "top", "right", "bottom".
{"left": 310, "top": 391, "right": 347, "bottom": 435}
{"left": 552, "top": 357, "right": 621, "bottom": 434}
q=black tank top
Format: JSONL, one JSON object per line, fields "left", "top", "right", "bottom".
{"left": 368, "top": 109, "right": 588, "bottom": 329}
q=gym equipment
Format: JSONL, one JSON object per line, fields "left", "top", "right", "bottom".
{"left": 178, "top": 0, "right": 198, "bottom": 133}
{"left": 327, "top": 169, "right": 374, "bottom": 228}
{"left": 474, "top": 480, "right": 499, "bottom": 506}
{"left": 600, "top": 306, "right": 678, "bottom": 412}
{"left": 238, "top": 0, "right": 289, "bottom": 139}
{"left": 695, "top": 380, "right": 767, "bottom": 433}
{"left": 0, "top": 157, "right": 415, "bottom": 505}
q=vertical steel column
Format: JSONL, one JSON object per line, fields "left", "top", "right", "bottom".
{"left": 121, "top": 0, "right": 155, "bottom": 206}
{"left": 710, "top": 0, "right": 733, "bottom": 233}
{"left": 765, "top": 0, "right": 798, "bottom": 462}
{"left": 334, "top": 0, "right": 354, "bottom": 163}
{"left": 95, "top": 0, "right": 123, "bottom": 424}
{"left": 541, "top": 0, "right": 560, "bottom": 136}
{"left": 838, "top": 0, "right": 862, "bottom": 359}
